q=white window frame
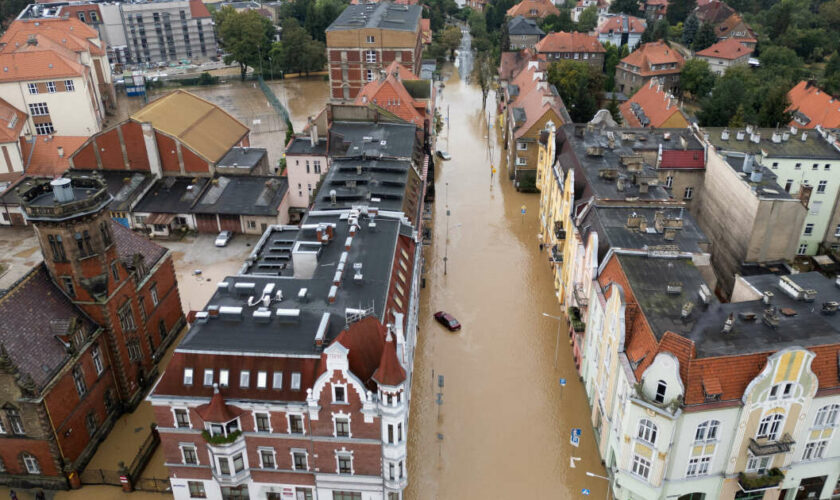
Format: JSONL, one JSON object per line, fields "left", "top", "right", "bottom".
{"left": 694, "top": 420, "right": 720, "bottom": 442}
{"left": 291, "top": 372, "right": 301, "bottom": 390}
{"left": 333, "top": 412, "right": 352, "bottom": 438}
{"left": 802, "top": 440, "right": 828, "bottom": 461}
{"left": 637, "top": 418, "right": 658, "bottom": 446}
{"left": 798, "top": 243, "right": 808, "bottom": 255}
{"left": 366, "top": 69, "right": 375, "bottom": 81}
{"left": 365, "top": 50, "right": 376, "bottom": 63}
{"left": 28, "top": 102, "right": 49, "bottom": 116}
{"left": 183, "top": 367, "right": 193, "bottom": 385}
{"left": 150, "top": 284, "right": 159, "bottom": 306}
{"left": 516, "top": 142, "right": 528, "bottom": 151}
{"left": 516, "top": 156, "right": 528, "bottom": 166}
{"left": 91, "top": 344, "right": 104, "bottom": 375}
{"left": 366, "top": 35, "right": 375, "bottom": 43}
{"left": 219, "top": 369, "right": 229, "bottom": 387}
{"left": 240, "top": 370, "right": 250, "bottom": 388}
{"left": 631, "top": 454, "right": 651, "bottom": 480}
{"left": 665, "top": 176, "right": 673, "bottom": 188}
{"left": 335, "top": 450, "right": 354, "bottom": 475}
{"left": 757, "top": 413, "right": 784, "bottom": 440}
{"left": 272, "top": 371, "right": 283, "bottom": 389}
{"left": 333, "top": 383, "right": 347, "bottom": 403}
{"left": 203, "top": 369, "right": 214, "bottom": 386}
{"left": 815, "top": 404, "right": 840, "bottom": 428}
{"left": 818, "top": 180, "right": 828, "bottom": 193}
{"left": 180, "top": 443, "right": 199, "bottom": 465}
{"left": 172, "top": 407, "right": 191, "bottom": 429}
{"left": 811, "top": 200, "right": 823, "bottom": 215}
{"left": 0, "top": 418, "right": 5, "bottom": 434}
{"left": 287, "top": 413, "right": 305, "bottom": 435}
{"left": 746, "top": 454, "right": 770, "bottom": 473}
{"left": 46, "top": 81, "right": 56, "bottom": 93}
{"left": 685, "top": 455, "right": 712, "bottom": 477}
{"left": 683, "top": 186, "right": 694, "bottom": 200}
{"left": 28, "top": 83, "right": 38, "bottom": 94}
{"left": 23, "top": 453, "right": 40, "bottom": 474}
{"left": 291, "top": 448, "right": 309, "bottom": 471}
{"left": 65, "top": 79, "right": 75, "bottom": 91}
{"left": 258, "top": 447, "right": 277, "bottom": 469}
{"left": 254, "top": 412, "right": 272, "bottom": 433}
{"left": 257, "top": 371, "right": 267, "bottom": 389}
{"left": 804, "top": 223, "right": 814, "bottom": 235}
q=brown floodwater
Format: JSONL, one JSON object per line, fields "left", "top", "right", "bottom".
{"left": 404, "top": 65, "right": 608, "bottom": 499}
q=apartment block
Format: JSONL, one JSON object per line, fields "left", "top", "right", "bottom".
{"left": 119, "top": 0, "right": 218, "bottom": 64}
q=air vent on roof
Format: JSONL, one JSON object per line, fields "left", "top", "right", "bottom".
{"left": 276, "top": 308, "right": 301, "bottom": 322}
{"left": 234, "top": 282, "right": 256, "bottom": 296}
{"left": 253, "top": 307, "right": 272, "bottom": 323}
{"left": 667, "top": 282, "right": 682, "bottom": 294}
{"left": 721, "top": 313, "right": 734, "bottom": 334}
{"left": 195, "top": 311, "right": 209, "bottom": 323}
{"left": 822, "top": 301, "right": 839, "bottom": 315}
{"left": 328, "top": 285, "right": 338, "bottom": 303}
{"left": 315, "top": 312, "right": 330, "bottom": 346}
{"left": 354, "top": 263, "right": 363, "bottom": 283}
{"left": 217, "top": 281, "right": 230, "bottom": 293}
{"left": 699, "top": 284, "right": 711, "bottom": 304}
{"left": 219, "top": 306, "right": 243, "bottom": 321}
{"left": 298, "top": 287, "right": 308, "bottom": 302}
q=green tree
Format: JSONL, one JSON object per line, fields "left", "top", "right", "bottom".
{"left": 547, "top": 60, "right": 604, "bottom": 122}
{"left": 823, "top": 52, "right": 840, "bottom": 95}
{"left": 652, "top": 19, "right": 670, "bottom": 41}
{"left": 271, "top": 18, "right": 326, "bottom": 76}
{"left": 540, "top": 12, "right": 574, "bottom": 32}
{"left": 698, "top": 66, "right": 757, "bottom": 125}
{"left": 218, "top": 8, "right": 275, "bottom": 80}
{"left": 757, "top": 45, "right": 805, "bottom": 83}
{"left": 609, "top": 0, "right": 641, "bottom": 14}
{"left": 603, "top": 42, "right": 621, "bottom": 91}
{"left": 472, "top": 52, "right": 495, "bottom": 109}
{"left": 440, "top": 25, "right": 463, "bottom": 61}
{"left": 577, "top": 5, "right": 599, "bottom": 32}
{"left": 691, "top": 22, "right": 716, "bottom": 51}
{"left": 681, "top": 14, "right": 698, "bottom": 46}
{"left": 728, "top": 104, "right": 746, "bottom": 128}
{"left": 680, "top": 59, "right": 715, "bottom": 99}
{"left": 666, "top": 0, "right": 696, "bottom": 24}
{"left": 757, "top": 83, "right": 794, "bottom": 127}
{"left": 607, "top": 95, "right": 622, "bottom": 122}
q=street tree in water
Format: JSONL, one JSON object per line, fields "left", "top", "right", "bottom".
{"left": 472, "top": 52, "right": 494, "bottom": 109}
{"left": 440, "top": 26, "right": 463, "bottom": 61}
{"left": 216, "top": 7, "right": 275, "bottom": 80}
{"left": 271, "top": 18, "right": 327, "bottom": 76}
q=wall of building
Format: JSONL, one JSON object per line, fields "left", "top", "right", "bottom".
{"left": 0, "top": 78, "right": 100, "bottom": 137}
{"left": 120, "top": 1, "right": 219, "bottom": 64}
{"left": 658, "top": 169, "right": 704, "bottom": 216}
{"left": 0, "top": 141, "right": 24, "bottom": 175}
{"left": 286, "top": 153, "right": 329, "bottom": 208}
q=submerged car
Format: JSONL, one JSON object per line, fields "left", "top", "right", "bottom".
{"left": 434, "top": 311, "right": 461, "bottom": 331}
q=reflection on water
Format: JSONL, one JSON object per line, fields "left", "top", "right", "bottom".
{"left": 405, "top": 63, "right": 608, "bottom": 499}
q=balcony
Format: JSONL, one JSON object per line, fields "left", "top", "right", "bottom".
{"left": 738, "top": 468, "right": 785, "bottom": 493}
{"left": 554, "top": 221, "right": 566, "bottom": 240}
{"left": 550, "top": 245, "right": 563, "bottom": 264}
{"left": 748, "top": 434, "right": 795, "bottom": 456}
{"left": 573, "top": 283, "right": 589, "bottom": 308}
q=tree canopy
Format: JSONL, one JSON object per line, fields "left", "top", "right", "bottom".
{"left": 440, "top": 25, "right": 463, "bottom": 60}
{"left": 680, "top": 59, "right": 716, "bottom": 99}
{"left": 691, "top": 22, "right": 716, "bottom": 51}
{"left": 609, "top": 0, "right": 641, "bottom": 14}
{"left": 577, "top": 6, "right": 599, "bottom": 32}
{"left": 270, "top": 18, "right": 326, "bottom": 76}
{"left": 547, "top": 60, "right": 604, "bottom": 122}
{"left": 216, "top": 7, "right": 275, "bottom": 80}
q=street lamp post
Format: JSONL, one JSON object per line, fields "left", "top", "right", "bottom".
{"left": 542, "top": 312, "right": 564, "bottom": 369}
{"left": 586, "top": 471, "right": 612, "bottom": 500}
{"left": 444, "top": 182, "right": 450, "bottom": 275}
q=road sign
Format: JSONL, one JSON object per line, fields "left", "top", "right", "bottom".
{"left": 521, "top": 205, "right": 527, "bottom": 215}
{"left": 559, "top": 378, "right": 567, "bottom": 386}
{"left": 571, "top": 428, "right": 581, "bottom": 447}
{"left": 582, "top": 488, "right": 591, "bottom": 496}
{"left": 570, "top": 456, "right": 581, "bottom": 468}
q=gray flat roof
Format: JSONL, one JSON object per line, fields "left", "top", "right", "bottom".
{"left": 313, "top": 158, "right": 412, "bottom": 213}
{"left": 722, "top": 153, "right": 793, "bottom": 200}
{"left": 133, "top": 176, "right": 208, "bottom": 214}
{"left": 285, "top": 137, "right": 327, "bottom": 156}
{"left": 71, "top": 169, "right": 154, "bottom": 213}
{"left": 327, "top": 2, "right": 421, "bottom": 32}
{"left": 193, "top": 175, "right": 287, "bottom": 216}
{"left": 329, "top": 121, "right": 417, "bottom": 159}
{"left": 705, "top": 127, "right": 840, "bottom": 159}
{"left": 218, "top": 147, "right": 267, "bottom": 169}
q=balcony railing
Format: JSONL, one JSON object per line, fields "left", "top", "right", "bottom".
{"left": 747, "top": 434, "right": 794, "bottom": 456}
{"left": 550, "top": 245, "right": 563, "bottom": 264}
{"left": 738, "top": 468, "right": 785, "bottom": 492}
{"left": 554, "top": 221, "right": 566, "bottom": 240}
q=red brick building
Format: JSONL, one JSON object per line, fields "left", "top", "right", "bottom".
{"left": 326, "top": 3, "right": 423, "bottom": 101}
{"left": 0, "top": 174, "right": 184, "bottom": 490}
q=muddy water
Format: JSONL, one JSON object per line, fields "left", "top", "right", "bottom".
{"left": 405, "top": 66, "right": 607, "bottom": 499}
{"left": 266, "top": 77, "right": 331, "bottom": 131}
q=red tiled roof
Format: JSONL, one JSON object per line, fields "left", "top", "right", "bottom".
{"left": 619, "top": 79, "right": 688, "bottom": 128}
{"left": 695, "top": 37, "right": 753, "bottom": 60}
{"left": 0, "top": 51, "right": 84, "bottom": 82}
{"left": 660, "top": 149, "right": 705, "bottom": 169}
{"left": 335, "top": 316, "right": 388, "bottom": 390}
{"left": 372, "top": 332, "right": 405, "bottom": 386}
{"left": 1, "top": 17, "right": 104, "bottom": 57}
{"left": 420, "top": 18, "right": 432, "bottom": 44}
{"left": 20, "top": 136, "right": 87, "bottom": 176}
{"left": 499, "top": 48, "right": 536, "bottom": 82}
{"left": 354, "top": 61, "right": 426, "bottom": 126}
{"left": 598, "top": 15, "right": 646, "bottom": 34}
{"left": 535, "top": 31, "right": 605, "bottom": 54}
{"left": 508, "top": 66, "right": 567, "bottom": 139}
{"left": 787, "top": 81, "right": 840, "bottom": 130}
{"left": 0, "top": 98, "right": 25, "bottom": 144}
{"left": 716, "top": 13, "right": 754, "bottom": 41}
{"left": 189, "top": 0, "right": 212, "bottom": 18}
{"left": 694, "top": 0, "right": 735, "bottom": 24}
{"left": 620, "top": 41, "right": 684, "bottom": 76}
{"left": 506, "top": 0, "right": 560, "bottom": 18}
{"left": 195, "top": 389, "right": 246, "bottom": 423}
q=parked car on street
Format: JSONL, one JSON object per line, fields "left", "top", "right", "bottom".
{"left": 436, "top": 151, "right": 452, "bottom": 160}
{"left": 434, "top": 311, "right": 461, "bottom": 331}
{"left": 215, "top": 230, "right": 233, "bottom": 247}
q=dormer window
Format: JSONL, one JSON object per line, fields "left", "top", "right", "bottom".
{"left": 333, "top": 384, "right": 346, "bottom": 403}
{"left": 769, "top": 382, "right": 794, "bottom": 400}
{"left": 654, "top": 380, "right": 667, "bottom": 403}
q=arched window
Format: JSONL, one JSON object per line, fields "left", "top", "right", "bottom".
{"left": 694, "top": 420, "right": 720, "bottom": 442}
{"left": 757, "top": 413, "right": 784, "bottom": 440}
{"left": 637, "top": 418, "right": 658, "bottom": 445}
{"left": 21, "top": 452, "right": 40, "bottom": 474}
{"left": 814, "top": 404, "right": 840, "bottom": 428}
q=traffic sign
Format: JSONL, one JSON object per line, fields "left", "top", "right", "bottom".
{"left": 571, "top": 428, "right": 581, "bottom": 447}
{"left": 521, "top": 205, "right": 527, "bottom": 214}
{"left": 582, "top": 488, "right": 591, "bottom": 496}
{"left": 559, "top": 378, "right": 567, "bottom": 386}
{"left": 570, "top": 456, "right": 581, "bottom": 468}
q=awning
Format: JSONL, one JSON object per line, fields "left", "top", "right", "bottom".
{"left": 145, "top": 213, "right": 176, "bottom": 225}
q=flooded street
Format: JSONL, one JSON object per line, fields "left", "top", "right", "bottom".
{"left": 404, "top": 64, "right": 608, "bottom": 498}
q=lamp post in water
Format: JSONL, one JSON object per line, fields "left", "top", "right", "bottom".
{"left": 542, "top": 312, "right": 564, "bottom": 369}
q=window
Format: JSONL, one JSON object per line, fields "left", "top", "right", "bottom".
{"left": 255, "top": 412, "right": 270, "bottom": 432}
{"left": 826, "top": 164, "right": 832, "bottom": 170}
{"left": 314, "top": 160, "right": 321, "bottom": 173}
{"left": 89, "top": 11, "right": 98, "bottom": 22}
{"left": 798, "top": 243, "right": 808, "bottom": 255}
{"left": 232, "top": 453, "right": 244, "bottom": 473}
{"left": 366, "top": 35, "right": 375, "bottom": 43}
{"left": 785, "top": 179, "right": 794, "bottom": 192}
{"left": 188, "top": 481, "right": 206, "bottom": 498}
{"left": 366, "top": 69, "right": 375, "bottom": 81}
{"left": 333, "top": 493, "right": 361, "bottom": 500}
{"left": 159, "top": 320, "right": 167, "bottom": 339}
{"left": 337, "top": 453, "right": 352, "bottom": 474}
{"left": 272, "top": 371, "right": 283, "bottom": 389}
{"left": 365, "top": 50, "right": 376, "bottom": 63}
{"left": 73, "top": 365, "right": 87, "bottom": 397}
{"left": 772, "top": 162, "right": 778, "bottom": 169}
{"left": 46, "top": 81, "right": 56, "bottom": 93}
{"left": 746, "top": 455, "right": 770, "bottom": 473}
{"left": 685, "top": 456, "right": 711, "bottom": 477}
{"left": 127, "top": 340, "right": 142, "bottom": 361}
{"left": 813, "top": 163, "right": 819, "bottom": 170}
{"left": 289, "top": 414, "right": 304, "bottom": 434}
{"left": 683, "top": 186, "right": 694, "bottom": 200}
{"left": 637, "top": 419, "right": 657, "bottom": 445}
{"left": 334, "top": 385, "right": 346, "bottom": 403}
{"left": 111, "top": 261, "right": 120, "bottom": 281}
{"left": 665, "top": 176, "right": 673, "bottom": 188}
{"left": 516, "top": 142, "right": 528, "bottom": 151}
{"left": 757, "top": 413, "right": 784, "bottom": 440}
{"left": 65, "top": 80, "right": 76, "bottom": 92}
{"left": 181, "top": 444, "right": 198, "bottom": 464}
{"left": 35, "top": 122, "right": 55, "bottom": 135}
{"left": 48, "top": 234, "right": 66, "bottom": 261}
{"left": 8, "top": 409, "right": 24, "bottom": 434}
{"left": 260, "top": 448, "right": 276, "bottom": 468}
{"left": 29, "top": 102, "right": 49, "bottom": 116}
{"left": 795, "top": 162, "right": 802, "bottom": 170}
{"left": 257, "top": 371, "right": 267, "bottom": 389}
{"left": 217, "top": 456, "right": 231, "bottom": 475}
{"left": 247, "top": 220, "right": 256, "bottom": 230}
{"left": 22, "top": 453, "right": 40, "bottom": 474}
{"left": 91, "top": 344, "right": 104, "bottom": 375}
{"left": 62, "top": 276, "right": 75, "bottom": 297}
{"left": 183, "top": 368, "right": 194, "bottom": 385}
{"left": 291, "top": 372, "right": 301, "bottom": 390}
{"left": 804, "top": 223, "right": 814, "bottom": 235}
{"left": 78, "top": 11, "right": 87, "bottom": 21}
{"left": 203, "top": 369, "right": 214, "bottom": 386}
{"left": 335, "top": 417, "right": 350, "bottom": 437}
{"left": 28, "top": 83, "right": 38, "bottom": 94}
{"left": 0, "top": 457, "right": 4, "bottom": 472}
{"left": 835, "top": 225, "right": 840, "bottom": 237}
{"left": 150, "top": 284, "right": 159, "bottom": 306}
{"left": 631, "top": 454, "right": 651, "bottom": 479}
{"left": 818, "top": 180, "right": 828, "bottom": 193}
{"left": 814, "top": 404, "right": 840, "bottom": 428}
{"left": 175, "top": 408, "right": 190, "bottom": 428}
{"left": 811, "top": 200, "right": 822, "bottom": 215}
{"left": 0, "top": 417, "right": 5, "bottom": 434}
{"left": 240, "top": 370, "right": 250, "bottom": 388}
{"left": 118, "top": 302, "right": 136, "bottom": 332}
{"left": 85, "top": 411, "right": 98, "bottom": 436}
{"left": 802, "top": 440, "right": 828, "bottom": 461}
{"left": 694, "top": 420, "right": 720, "bottom": 442}
{"left": 293, "top": 450, "right": 308, "bottom": 470}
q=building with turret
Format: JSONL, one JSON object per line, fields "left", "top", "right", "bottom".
{"left": 0, "top": 174, "right": 184, "bottom": 490}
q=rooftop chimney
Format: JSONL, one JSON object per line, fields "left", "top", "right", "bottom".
{"left": 750, "top": 132, "right": 761, "bottom": 144}
{"left": 50, "top": 178, "right": 74, "bottom": 202}
{"left": 721, "top": 129, "right": 730, "bottom": 140}
{"left": 330, "top": 189, "right": 337, "bottom": 206}
{"left": 802, "top": 131, "right": 808, "bottom": 141}
{"left": 736, "top": 130, "right": 745, "bottom": 141}
{"left": 771, "top": 131, "right": 781, "bottom": 143}
{"left": 721, "top": 313, "right": 734, "bottom": 334}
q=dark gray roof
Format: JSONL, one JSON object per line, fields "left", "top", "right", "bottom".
{"left": 508, "top": 15, "right": 545, "bottom": 36}
{"left": 285, "top": 136, "right": 328, "bottom": 156}
{"left": 420, "top": 60, "right": 436, "bottom": 80}
{"left": 618, "top": 253, "right": 840, "bottom": 358}
{"left": 193, "top": 176, "right": 288, "bottom": 216}
{"left": 218, "top": 147, "right": 268, "bottom": 170}
{"left": 313, "top": 159, "right": 413, "bottom": 213}
{"left": 722, "top": 153, "right": 792, "bottom": 200}
{"left": 327, "top": 2, "right": 421, "bottom": 32}
{"left": 705, "top": 127, "right": 840, "bottom": 159}
{"left": 71, "top": 170, "right": 154, "bottom": 213}
{"left": 133, "top": 176, "right": 209, "bottom": 214}
{"left": 180, "top": 211, "right": 411, "bottom": 355}
{"left": 110, "top": 219, "right": 167, "bottom": 267}
{"left": 329, "top": 121, "right": 416, "bottom": 159}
